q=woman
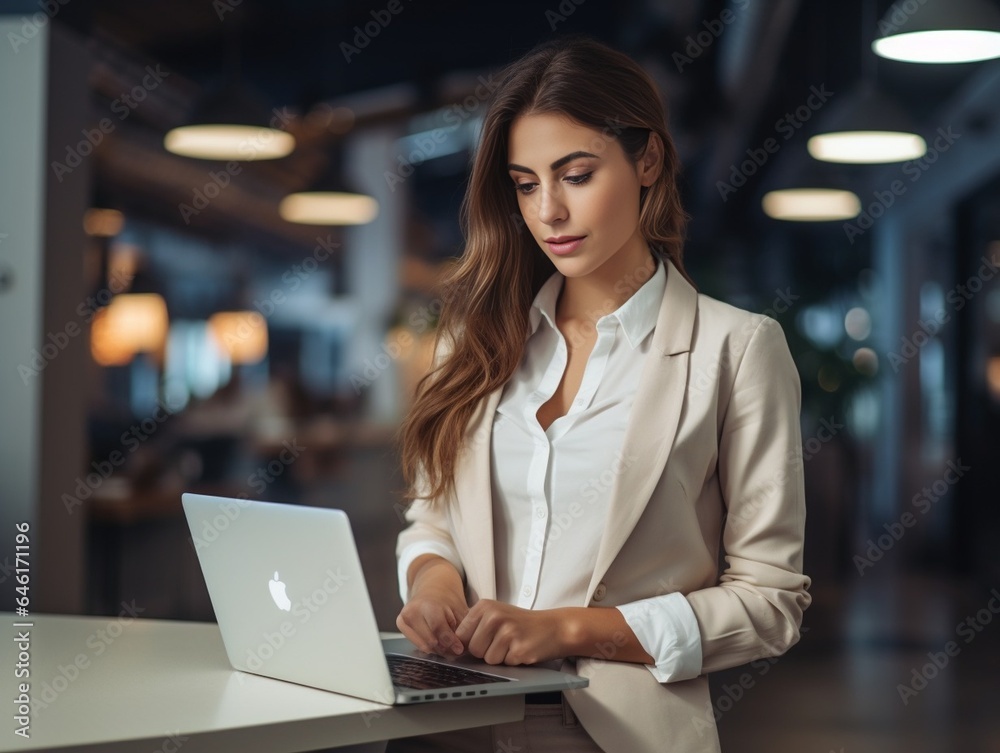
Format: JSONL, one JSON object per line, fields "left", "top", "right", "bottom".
{"left": 389, "top": 34, "right": 811, "bottom": 753}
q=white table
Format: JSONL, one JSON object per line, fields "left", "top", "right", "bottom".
{"left": 1, "top": 613, "right": 523, "bottom": 752}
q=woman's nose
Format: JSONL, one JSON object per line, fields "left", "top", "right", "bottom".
{"left": 535, "top": 185, "right": 566, "bottom": 225}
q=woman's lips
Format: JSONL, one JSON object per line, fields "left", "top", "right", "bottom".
{"left": 545, "top": 237, "right": 585, "bottom": 255}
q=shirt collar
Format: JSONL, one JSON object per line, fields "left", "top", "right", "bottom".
{"left": 528, "top": 255, "right": 665, "bottom": 349}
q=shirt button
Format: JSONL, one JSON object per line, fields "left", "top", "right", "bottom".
{"left": 536, "top": 508, "right": 546, "bottom": 519}
{"left": 522, "top": 585, "right": 533, "bottom": 597}
{"left": 593, "top": 582, "right": 607, "bottom": 602}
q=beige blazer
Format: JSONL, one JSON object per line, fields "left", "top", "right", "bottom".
{"left": 397, "top": 257, "right": 812, "bottom": 753}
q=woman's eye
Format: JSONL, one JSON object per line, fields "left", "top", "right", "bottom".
{"left": 514, "top": 172, "right": 592, "bottom": 195}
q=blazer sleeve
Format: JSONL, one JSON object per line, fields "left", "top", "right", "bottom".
{"left": 394, "top": 330, "right": 465, "bottom": 604}
{"left": 684, "top": 315, "right": 812, "bottom": 673}
{"left": 396, "top": 491, "right": 466, "bottom": 604}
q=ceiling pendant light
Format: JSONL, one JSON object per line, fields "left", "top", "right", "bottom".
{"left": 279, "top": 143, "right": 378, "bottom": 226}
{"left": 164, "top": 81, "right": 295, "bottom": 160}
{"left": 873, "top": 0, "right": 1000, "bottom": 64}
{"left": 762, "top": 160, "right": 862, "bottom": 222}
{"left": 164, "top": 18, "right": 295, "bottom": 160}
{"left": 763, "top": 188, "right": 862, "bottom": 222}
{"left": 807, "top": 81, "right": 927, "bottom": 163}
{"left": 809, "top": 0, "right": 926, "bottom": 164}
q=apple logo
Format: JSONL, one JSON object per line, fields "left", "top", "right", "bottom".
{"left": 269, "top": 571, "right": 292, "bottom": 611}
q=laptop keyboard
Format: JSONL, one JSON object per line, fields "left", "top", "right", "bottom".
{"left": 386, "top": 653, "right": 513, "bottom": 690}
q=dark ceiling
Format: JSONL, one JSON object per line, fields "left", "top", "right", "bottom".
{"left": 46, "top": 0, "right": 1000, "bottom": 264}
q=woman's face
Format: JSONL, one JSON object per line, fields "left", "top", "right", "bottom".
{"left": 506, "top": 112, "right": 659, "bottom": 282}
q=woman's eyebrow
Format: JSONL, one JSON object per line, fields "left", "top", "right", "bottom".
{"left": 506, "top": 150, "right": 600, "bottom": 175}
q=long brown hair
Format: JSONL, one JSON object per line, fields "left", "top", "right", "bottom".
{"left": 397, "top": 33, "right": 693, "bottom": 509}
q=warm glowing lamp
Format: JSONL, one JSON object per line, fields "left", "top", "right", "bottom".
{"left": 807, "top": 82, "right": 926, "bottom": 164}
{"left": 208, "top": 311, "right": 268, "bottom": 364}
{"left": 762, "top": 189, "right": 862, "bottom": 221}
{"left": 987, "top": 356, "right": 1000, "bottom": 401}
{"left": 279, "top": 143, "right": 378, "bottom": 225}
{"left": 165, "top": 123, "right": 295, "bottom": 161}
{"left": 83, "top": 208, "right": 125, "bottom": 237}
{"left": 873, "top": 0, "right": 1000, "bottom": 64}
{"left": 279, "top": 192, "right": 379, "bottom": 225}
{"left": 164, "top": 80, "right": 295, "bottom": 161}
{"left": 90, "top": 293, "right": 169, "bottom": 366}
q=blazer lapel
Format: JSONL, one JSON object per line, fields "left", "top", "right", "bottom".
{"left": 584, "top": 258, "right": 697, "bottom": 603}
{"left": 452, "top": 384, "right": 503, "bottom": 601}
{"left": 451, "top": 257, "right": 698, "bottom": 606}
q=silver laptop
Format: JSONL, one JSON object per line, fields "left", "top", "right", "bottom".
{"left": 181, "top": 493, "right": 588, "bottom": 704}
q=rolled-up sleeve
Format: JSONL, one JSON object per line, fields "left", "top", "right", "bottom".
{"left": 616, "top": 591, "right": 703, "bottom": 683}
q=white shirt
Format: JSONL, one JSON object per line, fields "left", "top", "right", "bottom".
{"left": 398, "top": 256, "right": 703, "bottom": 683}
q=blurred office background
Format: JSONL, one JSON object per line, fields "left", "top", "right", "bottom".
{"left": 1, "top": 0, "right": 999, "bottom": 750}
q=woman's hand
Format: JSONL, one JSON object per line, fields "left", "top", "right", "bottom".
{"left": 454, "top": 599, "right": 574, "bottom": 665}
{"left": 453, "top": 602, "right": 656, "bottom": 667}
{"left": 395, "top": 556, "right": 469, "bottom": 656}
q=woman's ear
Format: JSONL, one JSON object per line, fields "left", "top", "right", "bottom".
{"left": 639, "top": 132, "right": 664, "bottom": 187}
